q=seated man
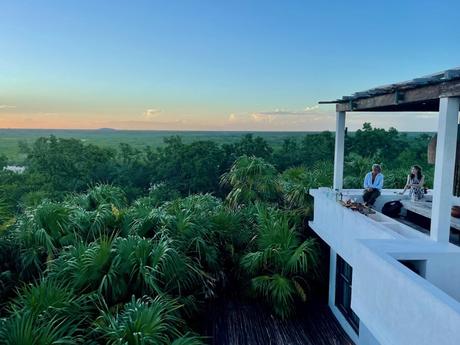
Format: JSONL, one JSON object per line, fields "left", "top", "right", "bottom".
{"left": 363, "top": 164, "right": 384, "bottom": 206}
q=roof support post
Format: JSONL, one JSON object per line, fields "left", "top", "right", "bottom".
{"left": 431, "top": 97, "right": 460, "bottom": 242}
{"left": 333, "top": 111, "right": 346, "bottom": 189}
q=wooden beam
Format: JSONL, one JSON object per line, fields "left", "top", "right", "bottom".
{"left": 335, "top": 79, "right": 460, "bottom": 112}
{"left": 440, "top": 80, "right": 460, "bottom": 98}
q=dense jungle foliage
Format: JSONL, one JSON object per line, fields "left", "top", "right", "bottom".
{"left": 0, "top": 123, "right": 433, "bottom": 344}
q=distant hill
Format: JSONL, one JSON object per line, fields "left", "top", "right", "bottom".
{"left": 97, "top": 128, "right": 117, "bottom": 132}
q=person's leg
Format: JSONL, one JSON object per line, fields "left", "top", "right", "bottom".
{"left": 363, "top": 190, "right": 371, "bottom": 203}
{"left": 363, "top": 190, "right": 369, "bottom": 203}
{"left": 367, "top": 189, "right": 381, "bottom": 205}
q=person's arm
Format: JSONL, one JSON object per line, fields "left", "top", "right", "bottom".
{"left": 363, "top": 173, "right": 370, "bottom": 189}
{"left": 401, "top": 175, "right": 410, "bottom": 194}
{"left": 375, "top": 174, "right": 384, "bottom": 190}
{"left": 419, "top": 175, "right": 425, "bottom": 188}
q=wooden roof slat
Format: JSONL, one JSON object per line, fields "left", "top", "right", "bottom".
{"left": 319, "top": 67, "right": 460, "bottom": 112}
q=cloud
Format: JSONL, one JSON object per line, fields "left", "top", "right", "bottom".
{"left": 227, "top": 105, "right": 328, "bottom": 126}
{"left": 0, "top": 104, "right": 16, "bottom": 110}
{"left": 252, "top": 105, "right": 320, "bottom": 117}
{"left": 143, "top": 108, "right": 162, "bottom": 119}
{"left": 228, "top": 113, "right": 237, "bottom": 122}
{"left": 248, "top": 105, "right": 324, "bottom": 123}
{"left": 251, "top": 113, "right": 275, "bottom": 123}
{"left": 98, "top": 118, "right": 198, "bottom": 130}
{"left": 304, "top": 105, "right": 320, "bottom": 112}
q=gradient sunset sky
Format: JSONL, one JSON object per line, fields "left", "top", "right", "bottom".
{"left": 1, "top": 0, "right": 459, "bottom": 131}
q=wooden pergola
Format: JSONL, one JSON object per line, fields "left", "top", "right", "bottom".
{"left": 320, "top": 68, "right": 460, "bottom": 112}
{"left": 321, "top": 68, "right": 460, "bottom": 243}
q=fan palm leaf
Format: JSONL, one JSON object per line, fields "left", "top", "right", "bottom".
{"left": 0, "top": 311, "right": 82, "bottom": 345}
{"left": 95, "top": 295, "right": 186, "bottom": 345}
{"left": 86, "top": 184, "right": 127, "bottom": 210}
{"left": 251, "top": 274, "right": 296, "bottom": 319}
{"left": 221, "top": 156, "right": 280, "bottom": 206}
{"left": 241, "top": 205, "right": 320, "bottom": 318}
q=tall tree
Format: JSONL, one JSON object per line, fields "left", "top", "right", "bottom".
{"left": 221, "top": 156, "right": 280, "bottom": 207}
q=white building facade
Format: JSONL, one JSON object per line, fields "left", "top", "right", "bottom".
{"left": 310, "top": 69, "right": 460, "bottom": 345}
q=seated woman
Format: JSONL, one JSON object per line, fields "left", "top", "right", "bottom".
{"left": 363, "top": 164, "right": 384, "bottom": 206}
{"left": 400, "top": 165, "right": 425, "bottom": 201}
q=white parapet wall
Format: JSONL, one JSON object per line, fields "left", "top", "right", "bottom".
{"left": 309, "top": 188, "right": 427, "bottom": 265}
{"left": 309, "top": 188, "right": 460, "bottom": 345}
{"left": 353, "top": 241, "right": 460, "bottom": 345}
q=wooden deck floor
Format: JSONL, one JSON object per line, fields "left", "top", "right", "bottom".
{"left": 203, "top": 301, "right": 355, "bottom": 345}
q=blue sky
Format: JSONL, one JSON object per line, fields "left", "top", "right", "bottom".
{"left": 1, "top": 0, "right": 459, "bottom": 130}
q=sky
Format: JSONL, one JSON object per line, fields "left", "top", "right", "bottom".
{"left": 1, "top": 0, "right": 460, "bottom": 131}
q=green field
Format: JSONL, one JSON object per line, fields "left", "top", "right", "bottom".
{"left": 0, "top": 129, "right": 318, "bottom": 162}
{"left": 0, "top": 128, "right": 432, "bottom": 163}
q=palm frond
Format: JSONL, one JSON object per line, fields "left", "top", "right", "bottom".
{"left": 251, "top": 274, "right": 296, "bottom": 319}
{"left": 285, "top": 238, "right": 319, "bottom": 275}
{"left": 171, "top": 334, "right": 205, "bottom": 345}
{"left": 0, "top": 311, "right": 82, "bottom": 345}
{"left": 95, "top": 295, "right": 185, "bottom": 345}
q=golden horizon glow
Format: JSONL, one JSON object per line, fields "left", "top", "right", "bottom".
{"left": 0, "top": 108, "right": 439, "bottom": 132}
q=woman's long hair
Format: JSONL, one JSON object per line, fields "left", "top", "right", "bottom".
{"left": 410, "top": 165, "right": 423, "bottom": 180}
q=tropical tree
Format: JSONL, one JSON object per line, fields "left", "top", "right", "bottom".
{"left": 12, "top": 200, "right": 77, "bottom": 279}
{"left": 95, "top": 295, "right": 203, "bottom": 345}
{"left": 241, "top": 205, "right": 320, "bottom": 319}
{"left": 0, "top": 279, "right": 92, "bottom": 344}
{"left": 273, "top": 138, "right": 303, "bottom": 171}
{"left": 280, "top": 162, "right": 333, "bottom": 217}
{"left": 0, "top": 233, "right": 21, "bottom": 309}
{"left": 348, "top": 123, "right": 403, "bottom": 164}
{"left": 0, "top": 154, "right": 7, "bottom": 170}
{"left": 24, "top": 136, "right": 116, "bottom": 195}
{"left": 221, "top": 156, "right": 280, "bottom": 207}
{"left": 300, "top": 131, "right": 335, "bottom": 167}
{"left": 85, "top": 184, "right": 128, "bottom": 210}
{"left": 0, "top": 197, "right": 15, "bottom": 233}
{"left": 0, "top": 312, "right": 83, "bottom": 345}
{"left": 153, "top": 137, "right": 225, "bottom": 195}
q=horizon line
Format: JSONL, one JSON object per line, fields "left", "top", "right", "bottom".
{"left": 0, "top": 127, "right": 436, "bottom": 133}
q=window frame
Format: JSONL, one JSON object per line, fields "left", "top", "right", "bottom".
{"left": 335, "top": 254, "right": 360, "bottom": 333}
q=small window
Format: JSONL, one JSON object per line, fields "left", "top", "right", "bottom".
{"left": 335, "top": 254, "right": 360, "bottom": 333}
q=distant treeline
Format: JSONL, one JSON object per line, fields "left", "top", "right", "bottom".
{"left": 0, "top": 122, "right": 433, "bottom": 218}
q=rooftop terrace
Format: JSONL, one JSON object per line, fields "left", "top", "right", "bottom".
{"left": 311, "top": 67, "right": 460, "bottom": 344}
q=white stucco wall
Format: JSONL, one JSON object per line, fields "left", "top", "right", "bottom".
{"left": 421, "top": 252, "right": 460, "bottom": 302}
{"left": 353, "top": 241, "right": 460, "bottom": 345}
{"left": 358, "top": 323, "right": 381, "bottom": 345}
{"left": 309, "top": 188, "right": 460, "bottom": 345}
